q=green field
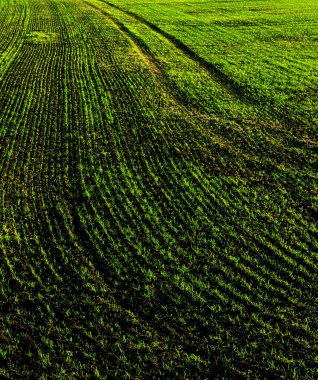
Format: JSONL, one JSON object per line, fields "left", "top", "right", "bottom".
{"left": 0, "top": 0, "right": 317, "bottom": 378}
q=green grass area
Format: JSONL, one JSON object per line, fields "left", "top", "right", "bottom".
{"left": 25, "top": 31, "right": 58, "bottom": 43}
{"left": 0, "top": 0, "right": 317, "bottom": 378}
{"left": 107, "top": 0, "right": 318, "bottom": 126}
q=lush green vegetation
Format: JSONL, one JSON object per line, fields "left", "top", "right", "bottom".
{"left": 0, "top": 0, "right": 317, "bottom": 378}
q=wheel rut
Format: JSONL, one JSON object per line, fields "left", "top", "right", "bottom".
{"left": 98, "top": 0, "right": 311, "bottom": 134}
{"left": 85, "top": 0, "right": 209, "bottom": 117}
{"left": 100, "top": 0, "right": 257, "bottom": 104}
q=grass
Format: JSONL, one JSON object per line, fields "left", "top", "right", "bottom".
{"left": 0, "top": 0, "right": 317, "bottom": 378}
{"left": 25, "top": 31, "right": 58, "bottom": 43}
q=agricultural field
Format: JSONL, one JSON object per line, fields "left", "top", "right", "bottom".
{"left": 0, "top": 0, "right": 317, "bottom": 378}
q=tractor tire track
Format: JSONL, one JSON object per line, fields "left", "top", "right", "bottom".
{"left": 100, "top": 0, "right": 257, "bottom": 105}
{"left": 98, "top": 0, "right": 312, "bottom": 133}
